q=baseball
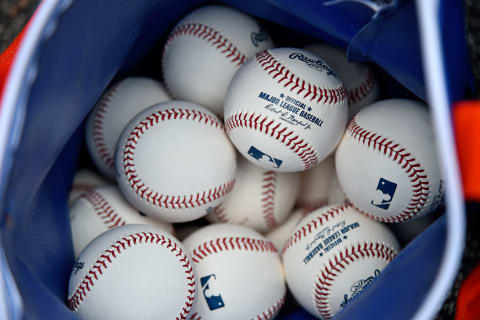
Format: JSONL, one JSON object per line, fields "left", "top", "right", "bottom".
{"left": 335, "top": 99, "right": 444, "bottom": 223}
{"left": 327, "top": 171, "right": 346, "bottom": 205}
{"left": 183, "top": 223, "right": 285, "bottom": 319}
{"left": 304, "top": 44, "right": 379, "bottom": 120}
{"left": 68, "top": 169, "right": 108, "bottom": 206}
{"left": 297, "top": 155, "right": 335, "bottom": 213}
{"left": 115, "top": 101, "right": 236, "bottom": 223}
{"left": 265, "top": 208, "right": 306, "bottom": 252}
{"left": 69, "top": 185, "right": 174, "bottom": 257}
{"left": 162, "top": 5, "right": 274, "bottom": 115}
{"left": 224, "top": 47, "right": 348, "bottom": 172}
{"left": 67, "top": 224, "right": 195, "bottom": 320}
{"left": 282, "top": 203, "right": 400, "bottom": 319}
{"left": 86, "top": 77, "right": 170, "bottom": 179}
{"left": 206, "top": 155, "right": 300, "bottom": 233}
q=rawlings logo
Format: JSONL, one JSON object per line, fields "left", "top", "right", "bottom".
{"left": 250, "top": 30, "right": 270, "bottom": 47}
{"left": 340, "top": 269, "right": 381, "bottom": 308}
{"left": 288, "top": 53, "right": 336, "bottom": 77}
{"left": 72, "top": 259, "right": 85, "bottom": 275}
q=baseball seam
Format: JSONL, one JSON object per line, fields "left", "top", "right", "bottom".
{"left": 282, "top": 203, "right": 350, "bottom": 254}
{"left": 71, "top": 183, "right": 99, "bottom": 195}
{"left": 211, "top": 204, "right": 229, "bottom": 223}
{"left": 190, "top": 237, "right": 278, "bottom": 264}
{"left": 314, "top": 242, "right": 397, "bottom": 319}
{"left": 67, "top": 232, "right": 195, "bottom": 320}
{"left": 225, "top": 112, "right": 319, "bottom": 170}
{"left": 188, "top": 295, "right": 285, "bottom": 320}
{"left": 347, "top": 118, "right": 430, "bottom": 223}
{"left": 80, "top": 190, "right": 127, "bottom": 229}
{"left": 164, "top": 22, "right": 247, "bottom": 66}
{"left": 261, "top": 171, "right": 277, "bottom": 229}
{"left": 253, "top": 294, "right": 286, "bottom": 320}
{"left": 347, "top": 71, "right": 377, "bottom": 106}
{"left": 91, "top": 81, "right": 122, "bottom": 172}
{"left": 297, "top": 198, "right": 328, "bottom": 214}
{"left": 256, "top": 50, "right": 347, "bottom": 105}
{"left": 122, "top": 107, "right": 235, "bottom": 210}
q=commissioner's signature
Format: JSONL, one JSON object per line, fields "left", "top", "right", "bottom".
{"left": 305, "top": 221, "right": 345, "bottom": 251}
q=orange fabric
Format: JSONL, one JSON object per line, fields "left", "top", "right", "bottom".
{"left": 0, "top": 18, "right": 32, "bottom": 103}
{"left": 453, "top": 101, "right": 480, "bottom": 201}
{"left": 455, "top": 264, "right": 480, "bottom": 320}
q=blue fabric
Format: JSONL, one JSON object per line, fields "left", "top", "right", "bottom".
{"left": 0, "top": 0, "right": 469, "bottom": 319}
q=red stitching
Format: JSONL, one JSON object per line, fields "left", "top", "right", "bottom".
{"left": 261, "top": 171, "right": 277, "bottom": 228}
{"left": 71, "top": 183, "right": 98, "bottom": 194}
{"left": 314, "top": 242, "right": 397, "bottom": 319}
{"left": 348, "top": 71, "right": 377, "bottom": 106}
{"left": 91, "top": 82, "right": 122, "bottom": 172}
{"left": 189, "top": 295, "right": 285, "bottom": 320}
{"left": 122, "top": 107, "right": 235, "bottom": 209}
{"left": 225, "top": 112, "right": 319, "bottom": 170}
{"left": 254, "top": 294, "right": 286, "bottom": 320}
{"left": 347, "top": 118, "right": 430, "bottom": 223}
{"left": 80, "top": 190, "right": 127, "bottom": 229}
{"left": 165, "top": 23, "right": 247, "bottom": 66}
{"left": 282, "top": 203, "right": 350, "bottom": 254}
{"left": 189, "top": 312, "right": 201, "bottom": 320}
{"left": 255, "top": 50, "right": 347, "bottom": 105}
{"left": 297, "top": 199, "right": 328, "bottom": 214}
{"left": 211, "top": 204, "right": 229, "bottom": 222}
{"left": 67, "top": 232, "right": 195, "bottom": 320}
{"left": 191, "top": 237, "right": 277, "bottom": 264}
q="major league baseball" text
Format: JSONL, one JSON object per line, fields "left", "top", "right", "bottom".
{"left": 302, "top": 220, "right": 360, "bottom": 265}
{"left": 258, "top": 92, "right": 324, "bottom": 129}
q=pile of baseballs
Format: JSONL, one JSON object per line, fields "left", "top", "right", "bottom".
{"left": 66, "top": 4, "right": 444, "bottom": 320}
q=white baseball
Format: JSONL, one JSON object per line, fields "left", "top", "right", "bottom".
{"left": 162, "top": 5, "right": 274, "bottom": 115}
{"left": 183, "top": 223, "right": 285, "bottom": 319}
{"left": 303, "top": 44, "right": 379, "bottom": 120}
{"left": 86, "top": 77, "right": 170, "bottom": 179}
{"left": 207, "top": 155, "right": 300, "bottom": 233}
{"left": 327, "top": 170, "right": 346, "bottom": 205}
{"left": 69, "top": 185, "right": 174, "bottom": 257}
{"left": 335, "top": 99, "right": 444, "bottom": 223}
{"left": 297, "top": 155, "right": 335, "bottom": 213}
{"left": 224, "top": 47, "right": 348, "bottom": 172}
{"left": 265, "top": 208, "right": 306, "bottom": 252}
{"left": 282, "top": 203, "right": 400, "bottom": 319}
{"left": 115, "top": 101, "right": 236, "bottom": 223}
{"left": 67, "top": 224, "right": 195, "bottom": 320}
{"left": 68, "top": 169, "right": 108, "bottom": 206}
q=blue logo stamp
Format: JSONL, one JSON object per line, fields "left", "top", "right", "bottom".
{"left": 201, "top": 274, "right": 225, "bottom": 311}
{"left": 247, "top": 146, "right": 283, "bottom": 169}
{"left": 371, "top": 178, "right": 397, "bottom": 210}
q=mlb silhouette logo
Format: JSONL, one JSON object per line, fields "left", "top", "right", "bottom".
{"left": 371, "top": 178, "right": 397, "bottom": 210}
{"left": 247, "top": 146, "right": 283, "bottom": 169}
{"left": 201, "top": 274, "right": 225, "bottom": 311}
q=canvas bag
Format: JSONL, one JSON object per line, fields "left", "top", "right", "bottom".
{"left": 0, "top": 0, "right": 470, "bottom": 319}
